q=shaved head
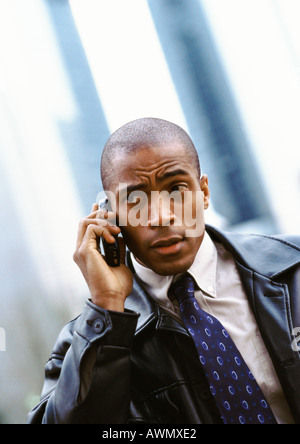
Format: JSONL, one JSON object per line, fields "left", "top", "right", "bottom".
{"left": 100, "top": 117, "right": 200, "bottom": 190}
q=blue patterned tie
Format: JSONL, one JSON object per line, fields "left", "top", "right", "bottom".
{"left": 170, "top": 273, "right": 277, "bottom": 424}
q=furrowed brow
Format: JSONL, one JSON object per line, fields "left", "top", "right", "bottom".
{"left": 158, "top": 169, "right": 190, "bottom": 181}
{"left": 117, "top": 169, "right": 189, "bottom": 196}
{"left": 118, "top": 183, "right": 147, "bottom": 195}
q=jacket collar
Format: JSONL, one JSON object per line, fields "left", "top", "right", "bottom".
{"left": 206, "top": 225, "right": 300, "bottom": 279}
{"left": 125, "top": 253, "right": 188, "bottom": 336}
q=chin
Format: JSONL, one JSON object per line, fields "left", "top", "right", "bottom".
{"left": 147, "top": 256, "right": 195, "bottom": 276}
{"left": 130, "top": 235, "right": 203, "bottom": 276}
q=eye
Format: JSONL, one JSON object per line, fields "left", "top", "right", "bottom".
{"left": 171, "top": 184, "right": 189, "bottom": 192}
{"left": 127, "top": 190, "right": 147, "bottom": 205}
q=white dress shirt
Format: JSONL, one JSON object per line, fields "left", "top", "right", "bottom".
{"left": 131, "top": 231, "right": 295, "bottom": 424}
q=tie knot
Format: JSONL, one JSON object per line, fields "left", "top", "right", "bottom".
{"left": 169, "top": 272, "right": 196, "bottom": 304}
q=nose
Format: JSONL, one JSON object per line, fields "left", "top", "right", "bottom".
{"left": 147, "top": 192, "right": 177, "bottom": 227}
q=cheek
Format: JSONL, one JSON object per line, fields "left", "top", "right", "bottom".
{"left": 120, "top": 227, "right": 144, "bottom": 256}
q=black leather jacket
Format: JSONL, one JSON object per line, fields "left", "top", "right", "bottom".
{"left": 27, "top": 226, "right": 300, "bottom": 424}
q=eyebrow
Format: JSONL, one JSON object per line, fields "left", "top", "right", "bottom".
{"left": 125, "top": 183, "right": 147, "bottom": 194}
{"left": 117, "top": 183, "right": 147, "bottom": 196}
{"left": 118, "top": 168, "right": 190, "bottom": 195}
{"left": 157, "top": 168, "right": 190, "bottom": 181}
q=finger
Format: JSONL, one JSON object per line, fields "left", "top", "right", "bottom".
{"left": 85, "top": 207, "right": 117, "bottom": 224}
{"left": 92, "top": 203, "right": 98, "bottom": 213}
{"left": 76, "top": 217, "right": 120, "bottom": 249}
{"left": 82, "top": 223, "right": 117, "bottom": 246}
{"left": 74, "top": 224, "right": 113, "bottom": 268}
{"left": 96, "top": 208, "right": 117, "bottom": 223}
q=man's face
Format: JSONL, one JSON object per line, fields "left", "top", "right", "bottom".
{"left": 108, "top": 144, "right": 210, "bottom": 276}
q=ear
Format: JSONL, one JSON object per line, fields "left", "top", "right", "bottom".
{"left": 200, "top": 174, "right": 210, "bottom": 210}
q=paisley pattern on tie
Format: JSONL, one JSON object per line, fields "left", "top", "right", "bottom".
{"left": 170, "top": 273, "right": 277, "bottom": 424}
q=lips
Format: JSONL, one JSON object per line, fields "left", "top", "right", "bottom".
{"left": 151, "top": 235, "right": 183, "bottom": 248}
{"left": 150, "top": 236, "right": 184, "bottom": 255}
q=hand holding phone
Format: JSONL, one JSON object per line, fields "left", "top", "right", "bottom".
{"left": 73, "top": 202, "right": 132, "bottom": 311}
{"left": 99, "top": 198, "right": 120, "bottom": 267}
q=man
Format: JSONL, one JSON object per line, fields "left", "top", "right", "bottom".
{"left": 27, "top": 118, "right": 300, "bottom": 424}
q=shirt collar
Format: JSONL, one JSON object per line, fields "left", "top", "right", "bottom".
{"left": 188, "top": 231, "right": 217, "bottom": 298}
{"left": 130, "top": 231, "right": 218, "bottom": 301}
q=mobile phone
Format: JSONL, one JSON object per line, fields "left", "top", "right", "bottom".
{"left": 98, "top": 198, "right": 120, "bottom": 267}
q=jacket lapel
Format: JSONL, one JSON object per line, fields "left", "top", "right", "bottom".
{"left": 125, "top": 276, "right": 188, "bottom": 336}
{"left": 236, "top": 261, "right": 300, "bottom": 423}
{"left": 206, "top": 225, "right": 300, "bottom": 278}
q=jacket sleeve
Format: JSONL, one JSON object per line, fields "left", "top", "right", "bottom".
{"left": 27, "top": 299, "right": 139, "bottom": 424}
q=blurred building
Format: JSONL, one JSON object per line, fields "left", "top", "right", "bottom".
{"left": 147, "top": 0, "right": 276, "bottom": 232}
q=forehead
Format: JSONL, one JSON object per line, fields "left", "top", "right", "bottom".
{"left": 114, "top": 144, "right": 192, "bottom": 181}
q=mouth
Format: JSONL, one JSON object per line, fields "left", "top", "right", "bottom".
{"left": 150, "top": 236, "right": 185, "bottom": 255}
